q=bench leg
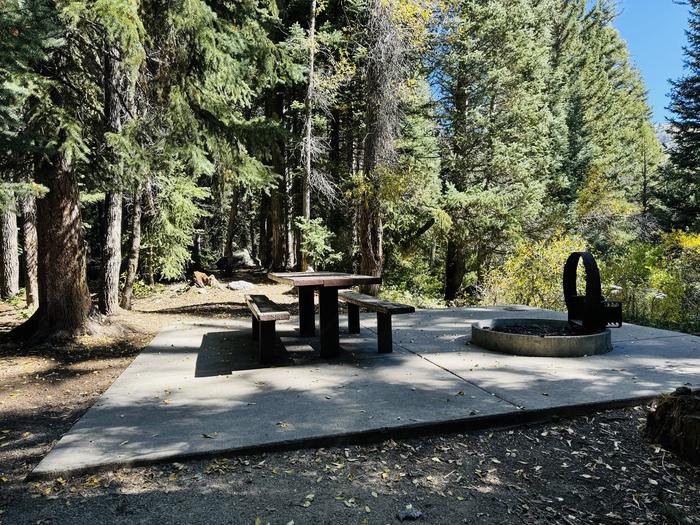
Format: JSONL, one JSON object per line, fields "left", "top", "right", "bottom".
{"left": 377, "top": 312, "right": 393, "bottom": 353}
{"left": 251, "top": 316, "right": 259, "bottom": 340}
{"left": 259, "top": 320, "right": 276, "bottom": 365}
{"left": 347, "top": 303, "right": 360, "bottom": 334}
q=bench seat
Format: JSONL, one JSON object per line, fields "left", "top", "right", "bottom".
{"left": 338, "top": 290, "right": 415, "bottom": 353}
{"left": 245, "top": 294, "right": 290, "bottom": 364}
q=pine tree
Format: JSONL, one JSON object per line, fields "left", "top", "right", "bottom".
{"left": 134, "top": 0, "right": 280, "bottom": 279}
{"left": 436, "top": 0, "right": 557, "bottom": 299}
{"left": 88, "top": 0, "right": 145, "bottom": 315}
{"left": 300, "top": 0, "right": 318, "bottom": 271}
{"left": 666, "top": 0, "right": 700, "bottom": 230}
{"left": 3, "top": 1, "right": 98, "bottom": 339}
{"left": 545, "top": 1, "right": 663, "bottom": 251}
{"left": 358, "top": 0, "right": 426, "bottom": 294}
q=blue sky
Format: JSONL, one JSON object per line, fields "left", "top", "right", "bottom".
{"left": 613, "top": 0, "right": 690, "bottom": 124}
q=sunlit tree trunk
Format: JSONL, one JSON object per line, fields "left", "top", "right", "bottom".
{"left": 358, "top": 0, "right": 403, "bottom": 295}
{"left": 99, "top": 48, "right": 126, "bottom": 315}
{"left": 0, "top": 205, "right": 19, "bottom": 299}
{"left": 100, "top": 191, "right": 122, "bottom": 314}
{"left": 120, "top": 184, "right": 142, "bottom": 310}
{"left": 19, "top": 193, "right": 38, "bottom": 307}
{"left": 299, "top": 0, "right": 317, "bottom": 271}
{"left": 285, "top": 164, "right": 296, "bottom": 269}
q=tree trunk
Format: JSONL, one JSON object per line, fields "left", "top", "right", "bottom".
{"left": 18, "top": 193, "right": 38, "bottom": 307}
{"left": 346, "top": 106, "right": 357, "bottom": 176}
{"left": 358, "top": 0, "right": 401, "bottom": 295}
{"left": 258, "top": 193, "right": 271, "bottom": 267}
{"left": 120, "top": 185, "right": 142, "bottom": 310}
{"left": 98, "top": 48, "right": 127, "bottom": 315}
{"left": 0, "top": 206, "right": 19, "bottom": 299}
{"left": 191, "top": 231, "right": 203, "bottom": 272}
{"left": 209, "top": 170, "right": 225, "bottom": 256}
{"left": 224, "top": 184, "right": 240, "bottom": 258}
{"left": 641, "top": 147, "right": 649, "bottom": 214}
{"left": 646, "top": 386, "right": 700, "bottom": 465}
{"left": 99, "top": 191, "right": 122, "bottom": 315}
{"left": 285, "top": 165, "right": 296, "bottom": 269}
{"left": 330, "top": 108, "right": 341, "bottom": 167}
{"left": 444, "top": 234, "right": 466, "bottom": 301}
{"left": 299, "top": 0, "right": 317, "bottom": 271}
{"left": 248, "top": 194, "right": 257, "bottom": 260}
{"left": 271, "top": 190, "right": 284, "bottom": 270}
{"left": 444, "top": 72, "right": 468, "bottom": 301}
{"left": 268, "top": 92, "right": 286, "bottom": 270}
{"left": 11, "top": 153, "right": 94, "bottom": 340}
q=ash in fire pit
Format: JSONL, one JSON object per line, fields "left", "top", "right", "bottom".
{"left": 470, "top": 252, "right": 621, "bottom": 357}
{"left": 492, "top": 322, "right": 583, "bottom": 337}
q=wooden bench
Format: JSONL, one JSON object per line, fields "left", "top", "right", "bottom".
{"left": 245, "top": 294, "right": 290, "bottom": 364}
{"left": 338, "top": 290, "right": 415, "bottom": 353}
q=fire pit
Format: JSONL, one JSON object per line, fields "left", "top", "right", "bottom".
{"left": 471, "top": 252, "right": 621, "bottom": 357}
{"left": 471, "top": 318, "right": 612, "bottom": 357}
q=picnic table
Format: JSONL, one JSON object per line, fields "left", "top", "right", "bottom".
{"left": 268, "top": 272, "right": 382, "bottom": 357}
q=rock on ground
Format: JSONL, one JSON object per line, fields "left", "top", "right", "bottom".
{"left": 226, "top": 280, "right": 255, "bottom": 291}
{"left": 216, "top": 249, "right": 257, "bottom": 270}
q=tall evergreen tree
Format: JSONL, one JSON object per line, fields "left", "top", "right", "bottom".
{"left": 134, "top": 0, "right": 280, "bottom": 279}
{"left": 4, "top": 0, "right": 97, "bottom": 339}
{"left": 435, "top": 0, "right": 557, "bottom": 300}
{"left": 18, "top": 192, "right": 39, "bottom": 307}
{"left": 571, "top": 2, "right": 662, "bottom": 251}
{"left": 666, "top": 0, "right": 700, "bottom": 231}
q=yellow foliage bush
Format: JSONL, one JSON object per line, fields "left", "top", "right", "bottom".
{"left": 482, "top": 233, "right": 587, "bottom": 310}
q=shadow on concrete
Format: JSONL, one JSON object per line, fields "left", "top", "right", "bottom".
{"left": 194, "top": 324, "right": 409, "bottom": 378}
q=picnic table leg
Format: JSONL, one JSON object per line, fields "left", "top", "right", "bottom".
{"left": 377, "top": 313, "right": 393, "bottom": 353}
{"left": 298, "top": 286, "right": 315, "bottom": 337}
{"left": 319, "top": 287, "right": 340, "bottom": 358}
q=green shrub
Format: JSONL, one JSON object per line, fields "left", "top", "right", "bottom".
{"left": 382, "top": 251, "right": 446, "bottom": 308}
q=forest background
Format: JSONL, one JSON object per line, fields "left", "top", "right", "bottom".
{"left": 1, "top": 0, "right": 699, "bottom": 339}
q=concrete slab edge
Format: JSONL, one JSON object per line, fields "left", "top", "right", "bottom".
{"left": 27, "top": 393, "right": 658, "bottom": 482}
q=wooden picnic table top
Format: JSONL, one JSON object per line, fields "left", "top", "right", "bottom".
{"left": 268, "top": 271, "right": 382, "bottom": 288}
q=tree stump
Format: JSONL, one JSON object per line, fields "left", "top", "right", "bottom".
{"left": 646, "top": 386, "right": 700, "bottom": 464}
{"left": 193, "top": 271, "right": 211, "bottom": 288}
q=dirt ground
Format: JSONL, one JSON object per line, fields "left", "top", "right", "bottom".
{"left": 1, "top": 272, "right": 699, "bottom": 524}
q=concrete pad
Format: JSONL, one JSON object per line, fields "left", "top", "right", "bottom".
{"left": 401, "top": 309, "right": 700, "bottom": 411}
{"left": 31, "top": 307, "right": 700, "bottom": 478}
{"left": 31, "top": 319, "right": 512, "bottom": 478}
